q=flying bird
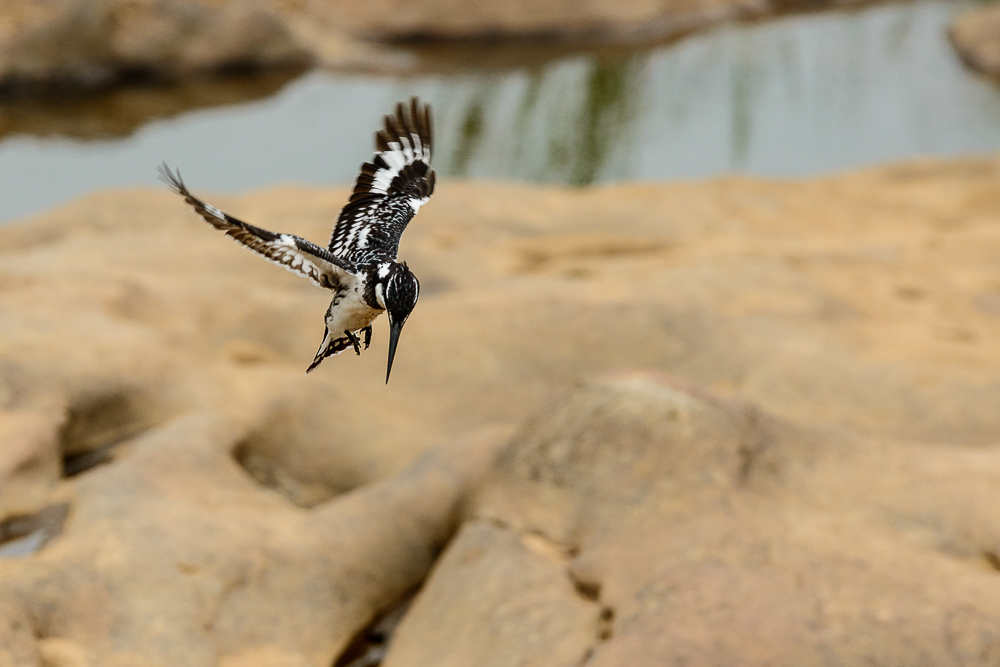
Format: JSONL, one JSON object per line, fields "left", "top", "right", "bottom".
{"left": 160, "top": 97, "right": 435, "bottom": 383}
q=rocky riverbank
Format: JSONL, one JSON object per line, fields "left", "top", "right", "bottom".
{"left": 1, "top": 156, "right": 1000, "bottom": 665}
{"left": 2, "top": 0, "right": 888, "bottom": 95}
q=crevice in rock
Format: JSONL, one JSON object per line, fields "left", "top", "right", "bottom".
{"left": 737, "top": 406, "right": 767, "bottom": 485}
{"left": 569, "top": 568, "right": 615, "bottom": 664}
{"left": 201, "top": 571, "right": 250, "bottom": 634}
{"left": 570, "top": 571, "right": 602, "bottom": 602}
{"left": 597, "top": 606, "right": 615, "bottom": 641}
{"left": 332, "top": 589, "right": 418, "bottom": 667}
{"left": 577, "top": 602, "right": 615, "bottom": 664}
{"left": 62, "top": 446, "right": 117, "bottom": 478}
{"left": 483, "top": 515, "right": 581, "bottom": 559}
{"left": 0, "top": 503, "right": 69, "bottom": 558}
{"left": 59, "top": 390, "right": 159, "bottom": 477}
{"left": 982, "top": 550, "right": 1000, "bottom": 573}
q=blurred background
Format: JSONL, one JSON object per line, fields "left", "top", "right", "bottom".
{"left": 0, "top": 0, "right": 998, "bottom": 222}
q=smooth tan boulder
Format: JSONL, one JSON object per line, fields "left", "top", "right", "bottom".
{"left": 384, "top": 520, "right": 603, "bottom": 667}
{"left": 388, "top": 373, "right": 1000, "bottom": 665}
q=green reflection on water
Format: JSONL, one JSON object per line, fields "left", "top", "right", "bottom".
{"left": 450, "top": 92, "right": 487, "bottom": 175}
{"left": 512, "top": 69, "right": 545, "bottom": 172}
{"left": 730, "top": 61, "right": 756, "bottom": 169}
{"left": 571, "top": 56, "right": 643, "bottom": 185}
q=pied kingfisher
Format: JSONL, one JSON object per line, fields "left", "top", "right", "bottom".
{"left": 160, "top": 97, "right": 435, "bottom": 383}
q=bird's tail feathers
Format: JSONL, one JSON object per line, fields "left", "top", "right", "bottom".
{"left": 305, "top": 330, "right": 360, "bottom": 374}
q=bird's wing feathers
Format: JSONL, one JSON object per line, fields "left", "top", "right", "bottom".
{"left": 328, "top": 97, "right": 435, "bottom": 264}
{"left": 159, "top": 165, "right": 358, "bottom": 290}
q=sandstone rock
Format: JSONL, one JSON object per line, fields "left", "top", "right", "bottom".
{"left": 0, "top": 157, "right": 998, "bottom": 663}
{"left": 0, "top": 0, "right": 888, "bottom": 94}
{"left": 0, "top": 0, "right": 311, "bottom": 94}
{"left": 0, "top": 409, "right": 63, "bottom": 516}
{"left": 0, "top": 419, "right": 498, "bottom": 667}
{"left": 950, "top": 3, "right": 1000, "bottom": 79}
{"left": 36, "top": 638, "right": 89, "bottom": 667}
{"left": 389, "top": 374, "right": 1000, "bottom": 665}
{"left": 297, "top": 0, "right": 768, "bottom": 42}
{"left": 383, "top": 520, "right": 602, "bottom": 667}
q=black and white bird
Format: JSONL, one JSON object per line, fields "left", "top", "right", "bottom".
{"left": 160, "top": 97, "right": 435, "bottom": 383}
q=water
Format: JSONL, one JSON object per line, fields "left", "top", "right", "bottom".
{"left": 0, "top": 528, "right": 48, "bottom": 558}
{"left": 0, "top": 503, "right": 69, "bottom": 558}
{"left": 0, "top": 0, "right": 997, "bottom": 223}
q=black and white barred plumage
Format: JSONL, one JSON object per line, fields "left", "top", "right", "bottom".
{"left": 330, "top": 99, "right": 434, "bottom": 265}
{"left": 161, "top": 97, "right": 434, "bottom": 382}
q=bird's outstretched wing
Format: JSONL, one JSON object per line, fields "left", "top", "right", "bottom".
{"left": 328, "top": 97, "right": 435, "bottom": 265}
{"left": 160, "top": 164, "right": 358, "bottom": 290}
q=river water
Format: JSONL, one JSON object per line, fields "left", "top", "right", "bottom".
{"left": 0, "top": 0, "right": 997, "bottom": 223}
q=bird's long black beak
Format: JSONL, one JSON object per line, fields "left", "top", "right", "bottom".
{"left": 385, "top": 318, "right": 405, "bottom": 384}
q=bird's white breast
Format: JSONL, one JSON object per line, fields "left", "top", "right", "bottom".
{"left": 325, "top": 282, "right": 382, "bottom": 334}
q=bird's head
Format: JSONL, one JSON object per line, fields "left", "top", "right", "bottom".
{"left": 376, "top": 261, "right": 420, "bottom": 384}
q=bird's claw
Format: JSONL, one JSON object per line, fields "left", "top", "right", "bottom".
{"left": 344, "top": 329, "right": 362, "bottom": 356}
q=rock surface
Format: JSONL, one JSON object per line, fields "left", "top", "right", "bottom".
{"left": 0, "top": 155, "right": 999, "bottom": 664}
{"left": 393, "top": 374, "right": 1000, "bottom": 665}
{"left": 1, "top": 0, "right": 878, "bottom": 93}
{"left": 0, "top": 0, "right": 314, "bottom": 94}
{"left": 950, "top": 2, "right": 1000, "bottom": 79}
